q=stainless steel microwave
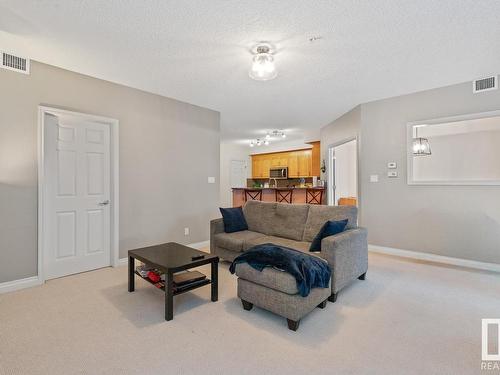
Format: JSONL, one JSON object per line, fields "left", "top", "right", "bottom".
{"left": 269, "top": 167, "right": 288, "bottom": 179}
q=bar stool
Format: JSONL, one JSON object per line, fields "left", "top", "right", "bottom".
{"left": 244, "top": 189, "right": 263, "bottom": 202}
{"left": 275, "top": 189, "right": 293, "bottom": 204}
{"left": 306, "top": 188, "right": 323, "bottom": 205}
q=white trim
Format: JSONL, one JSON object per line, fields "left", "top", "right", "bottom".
{"left": 326, "top": 136, "right": 360, "bottom": 207}
{"left": 187, "top": 240, "right": 210, "bottom": 250}
{"left": 369, "top": 245, "right": 500, "bottom": 273}
{"left": 37, "top": 106, "right": 120, "bottom": 283}
{"left": 407, "top": 109, "right": 500, "bottom": 186}
{"left": 117, "top": 258, "right": 128, "bottom": 267}
{"left": 0, "top": 276, "right": 42, "bottom": 294}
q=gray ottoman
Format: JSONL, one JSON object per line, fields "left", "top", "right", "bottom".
{"left": 235, "top": 263, "right": 331, "bottom": 331}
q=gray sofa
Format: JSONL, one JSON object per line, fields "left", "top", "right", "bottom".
{"left": 210, "top": 201, "right": 368, "bottom": 303}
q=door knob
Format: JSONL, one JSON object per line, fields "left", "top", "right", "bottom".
{"left": 98, "top": 200, "right": 110, "bottom": 206}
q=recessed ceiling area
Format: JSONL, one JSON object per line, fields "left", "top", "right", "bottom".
{"left": 1, "top": 0, "right": 499, "bottom": 143}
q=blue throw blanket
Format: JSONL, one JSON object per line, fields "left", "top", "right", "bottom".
{"left": 229, "top": 243, "right": 331, "bottom": 297}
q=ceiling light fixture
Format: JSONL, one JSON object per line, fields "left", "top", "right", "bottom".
{"left": 270, "top": 130, "right": 286, "bottom": 138}
{"left": 249, "top": 44, "right": 277, "bottom": 81}
{"left": 249, "top": 131, "right": 286, "bottom": 147}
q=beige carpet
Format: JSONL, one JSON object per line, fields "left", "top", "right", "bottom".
{"left": 0, "top": 252, "right": 499, "bottom": 375}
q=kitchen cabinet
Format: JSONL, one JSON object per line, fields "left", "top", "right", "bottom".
{"left": 310, "top": 141, "right": 321, "bottom": 177}
{"left": 261, "top": 158, "right": 271, "bottom": 178}
{"left": 287, "top": 152, "right": 299, "bottom": 177}
{"left": 298, "top": 151, "right": 312, "bottom": 177}
{"left": 251, "top": 147, "right": 316, "bottom": 179}
{"left": 252, "top": 156, "right": 262, "bottom": 178}
{"left": 270, "top": 155, "right": 288, "bottom": 167}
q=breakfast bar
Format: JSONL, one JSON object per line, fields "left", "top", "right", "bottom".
{"left": 232, "top": 187, "right": 326, "bottom": 207}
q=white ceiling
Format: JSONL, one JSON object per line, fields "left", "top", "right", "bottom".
{"left": 1, "top": 0, "right": 499, "bottom": 144}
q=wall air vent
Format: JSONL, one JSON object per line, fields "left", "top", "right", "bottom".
{"left": 473, "top": 76, "right": 497, "bottom": 93}
{"left": 1, "top": 51, "right": 30, "bottom": 74}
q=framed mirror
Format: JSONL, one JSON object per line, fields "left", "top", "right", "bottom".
{"left": 407, "top": 110, "right": 500, "bottom": 185}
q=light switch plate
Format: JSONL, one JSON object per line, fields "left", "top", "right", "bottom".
{"left": 208, "top": 176, "right": 216, "bottom": 184}
{"left": 370, "top": 174, "right": 379, "bottom": 183}
{"left": 387, "top": 162, "right": 397, "bottom": 169}
{"left": 387, "top": 171, "right": 398, "bottom": 178}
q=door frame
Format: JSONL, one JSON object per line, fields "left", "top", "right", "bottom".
{"left": 37, "top": 106, "right": 120, "bottom": 283}
{"left": 326, "top": 136, "right": 360, "bottom": 207}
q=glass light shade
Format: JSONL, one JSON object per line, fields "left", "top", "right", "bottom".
{"left": 264, "top": 140, "right": 269, "bottom": 145}
{"left": 249, "top": 52, "right": 277, "bottom": 81}
{"left": 412, "top": 137, "right": 431, "bottom": 156}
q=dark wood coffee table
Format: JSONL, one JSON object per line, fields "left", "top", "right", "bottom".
{"left": 128, "top": 242, "right": 219, "bottom": 321}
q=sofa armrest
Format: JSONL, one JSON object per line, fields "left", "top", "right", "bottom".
{"left": 320, "top": 227, "right": 368, "bottom": 293}
{"left": 210, "top": 218, "right": 225, "bottom": 254}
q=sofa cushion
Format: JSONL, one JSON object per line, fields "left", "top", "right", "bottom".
{"left": 214, "top": 230, "right": 266, "bottom": 252}
{"left": 270, "top": 203, "right": 309, "bottom": 241}
{"left": 303, "top": 205, "right": 358, "bottom": 242}
{"left": 219, "top": 207, "right": 248, "bottom": 233}
{"left": 235, "top": 263, "right": 299, "bottom": 295}
{"left": 242, "top": 201, "right": 276, "bottom": 235}
{"left": 244, "top": 235, "right": 312, "bottom": 254}
{"left": 309, "top": 219, "right": 348, "bottom": 252}
{"left": 235, "top": 258, "right": 330, "bottom": 296}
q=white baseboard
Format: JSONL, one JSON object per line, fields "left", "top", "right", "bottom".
{"left": 369, "top": 244, "right": 500, "bottom": 273}
{"left": 0, "top": 276, "right": 43, "bottom": 294}
{"left": 187, "top": 240, "right": 210, "bottom": 250}
{"left": 117, "top": 258, "right": 128, "bottom": 267}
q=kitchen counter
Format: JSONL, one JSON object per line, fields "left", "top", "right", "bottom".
{"left": 231, "top": 187, "right": 325, "bottom": 206}
{"left": 231, "top": 187, "right": 325, "bottom": 190}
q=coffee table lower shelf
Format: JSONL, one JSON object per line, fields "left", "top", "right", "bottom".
{"left": 134, "top": 271, "right": 211, "bottom": 295}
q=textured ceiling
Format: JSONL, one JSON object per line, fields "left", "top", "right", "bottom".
{"left": 1, "top": 0, "right": 499, "bottom": 143}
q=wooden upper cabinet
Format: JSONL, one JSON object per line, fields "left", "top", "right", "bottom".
{"left": 252, "top": 156, "right": 263, "bottom": 178}
{"left": 270, "top": 155, "right": 281, "bottom": 167}
{"left": 310, "top": 141, "right": 320, "bottom": 177}
{"left": 262, "top": 158, "right": 271, "bottom": 178}
{"left": 251, "top": 146, "right": 318, "bottom": 178}
{"left": 298, "top": 150, "right": 312, "bottom": 177}
{"left": 288, "top": 152, "right": 299, "bottom": 177}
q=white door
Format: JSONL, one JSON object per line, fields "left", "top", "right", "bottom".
{"left": 44, "top": 113, "right": 111, "bottom": 279}
{"left": 230, "top": 160, "right": 247, "bottom": 188}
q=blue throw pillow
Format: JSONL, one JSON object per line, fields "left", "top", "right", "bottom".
{"left": 219, "top": 207, "right": 249, "bottom": 233}
{"left": 309, "top": 219, "right": 348, "bottom": 252}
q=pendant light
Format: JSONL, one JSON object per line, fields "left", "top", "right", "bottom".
{"left": 412, "top": 127, "right": 431, "bottom": 156}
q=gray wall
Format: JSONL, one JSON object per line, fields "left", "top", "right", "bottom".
{"left": 0, "top": 61, "right": 220, "bottom": 283}
{"left": 321, "top": 82, "right": 500, "bottom": 264}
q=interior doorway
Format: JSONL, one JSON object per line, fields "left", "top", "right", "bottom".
{"left": 328, "top": 138, "right": 358, "bottom": 206}
{"left": 38, "top": 106, "right": 119, "bottom": 282}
